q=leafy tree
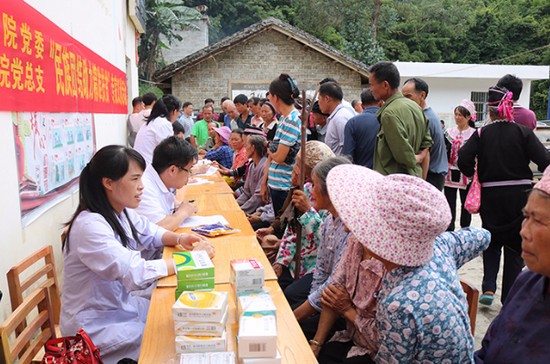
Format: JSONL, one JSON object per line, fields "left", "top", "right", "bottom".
{"left": 138, "top": 0, "right": 201, "bottom": 80}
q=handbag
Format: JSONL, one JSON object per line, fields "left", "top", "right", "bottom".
{"left": 42, "top": 328, "right": 103, "bottom": 364}
{"left": 464, "top": 128, "right": 482, "bottom": 214}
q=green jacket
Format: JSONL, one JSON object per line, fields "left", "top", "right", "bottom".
{"left": 374, "top": 93, "right": 433, "bottom": 177}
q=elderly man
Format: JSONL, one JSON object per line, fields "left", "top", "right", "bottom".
{"left": 318, "top": 82, "right": 355, "bottom": 156}
{"left": 402, "top": 78, "right": 448, "bottom": 190}
{"left": 190, "top": 105, "right": 217, "bottom": 148}
{"left": 369, "top": 61, "right": 432, "bottom": 177}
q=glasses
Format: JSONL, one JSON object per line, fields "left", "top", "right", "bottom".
{"left": 177, "top": 165, "right": 191, "bottom": 174}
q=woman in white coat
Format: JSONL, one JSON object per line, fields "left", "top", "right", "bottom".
{"left": 60, "top": 145, "right": 213, "bottom": 364}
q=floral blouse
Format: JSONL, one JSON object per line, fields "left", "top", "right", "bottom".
{"left": 275, "top": 182, "right": 328, "bottom": 278}
{"left": 375, "top": 227, "right": 491, "bottom": 363}
{"left": 329, "top": 236, "right": 385, "bottom": 359}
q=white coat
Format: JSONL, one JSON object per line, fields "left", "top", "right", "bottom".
{"left": 60, "top": 209, "right": 168, "bottom": 364}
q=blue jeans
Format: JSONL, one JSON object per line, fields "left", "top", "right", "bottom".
{"left": 270, "top": 188, "right": 289, "bottom": 217}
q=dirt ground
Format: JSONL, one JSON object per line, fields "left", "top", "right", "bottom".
{"left": 455, "top": 206, "right": 504, "bottom": 349}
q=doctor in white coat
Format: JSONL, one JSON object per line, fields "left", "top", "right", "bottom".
{"left": 60, "top": 145, "right": 213, "bottom": 364}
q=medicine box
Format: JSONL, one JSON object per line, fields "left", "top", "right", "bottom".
{"left": 179, "top": 352, "right": 235, "bottom": 364}
{"left": 237, "top": 313, "right": 277, "bottom": 358}
{"left": 174, "top": 251, "right": 215, "bottom": 281}
{"left": 237, "top": 290, "right": 276, "bottom": 317}
{"left": 173, "top": 291, "right": 228, "bottom": 322}
{"left": 176, "top": 278, "right": 215, "bottom": 297}
{"left": 230, "top": 258, "right": 264, "bottom": 292}
{"left": 175, "top": 306, "right": 228, "bottom": 337}
{"left": 175, "top": 331, "right": 226, "bottom": 353}
{"left": 240, "top": 350, "right": 281, "bottom": 364}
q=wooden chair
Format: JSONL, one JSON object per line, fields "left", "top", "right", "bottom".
{"left": 0, "top": 287, "right": 56, "bottom": 364}
{"left": 460, "top": 279, "right": 479, "bottom": 335}
{"left": 7, "top": 245, "right": 61, "bottom": 328}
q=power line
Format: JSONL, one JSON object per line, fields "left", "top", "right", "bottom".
{"left": 487, "top": 44, "right": 550, "bottom": 64}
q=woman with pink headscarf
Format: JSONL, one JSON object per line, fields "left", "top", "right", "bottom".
{"left": 459, "top": 85, "right": 550, "bottom": 306}
{"left": 444, "top": 99, "right": 477, "bottom": 231}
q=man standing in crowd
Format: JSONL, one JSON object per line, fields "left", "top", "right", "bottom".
{"left": 177, "top": 102, "right": 195, "bottom": 139}
{"left": 369, "top": 61, "right": 432, "bottom": 177}
{"left": 343, "top": 89, "right": 381, "bottom": 168}
{"left": 196, "top": 98, "right": 219, "bottom": 122}
{"left": 318, "top": 82, "right": 355, "bottom": 155}
{"left": 127, "top": 96, "right": 144, "bottom": 147}
{"left": 497, "top": 74, "right": 537, "bottom": 130}
{"left": 234, "top": 94, "right": 252, "bottom": 129}
{"left": 402, "top": 78, "right": 448, "bottom": 190}
{"left": 190, "top": 105, "right": 217, "bottom": 148}
{"left": 310, "top": 101, "right": 329, "bottom": 143}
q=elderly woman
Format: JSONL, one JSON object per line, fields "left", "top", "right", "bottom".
{"left": 259, "top": 100, "right": 278, "bottom": 141}
{"left": 204, "top": 126, "right": 233, "bottom": 169}
{"left": 458, "top": 86, "right": 550, "bottom": 305}
{"left": 475, "top": 167, "right": 550, "bottom": 363}
{"left": 327, "top": 164, "right": 491, "bottom": 362}
{"left": 256, "top": 141, "right": 334, "bottom": 284}
{"left": 236, "top": 134, "right": 268, "bottom": 214}
{"left": 289, "top": 157, "right": 351, "bottom": 313}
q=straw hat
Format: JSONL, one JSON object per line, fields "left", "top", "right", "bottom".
{"left": 327, "top": 165, "right": 451, "bottom": 267}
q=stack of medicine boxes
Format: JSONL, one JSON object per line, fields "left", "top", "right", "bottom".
{"left": 172, "top": 251, "right": 229, "bottom": 354}
{"left": 231, "top": 258, "right": 280, "bottom": 363}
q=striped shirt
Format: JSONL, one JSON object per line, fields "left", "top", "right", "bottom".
{"left": 267, "top": 109, "right": 301, "bottom": 191}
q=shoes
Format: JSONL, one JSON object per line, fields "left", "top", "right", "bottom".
{"left": 479, "top": 291, "right": 494, "bottom": 306}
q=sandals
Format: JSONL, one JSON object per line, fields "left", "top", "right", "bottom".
{"left": 479, "top": 291, "right": 494, "bottom": 306}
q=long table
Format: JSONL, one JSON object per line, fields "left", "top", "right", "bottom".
{"left": 139, "top": 173, "right": 318, "bottom": 363}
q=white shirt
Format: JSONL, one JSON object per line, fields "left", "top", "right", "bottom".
{"left": 325, "top": 103, "right": 355, "bottom": 156}
{"left": 177, "top": 113, "right": 194, "bottom": 138}
{"left": 134, "top": 116, "right": 173, "bottom": 164}
{"left": 134, "top": 164, "right": 175, "bottom": 224}
{"left": 60, "top": 209, "right": 167, "bottom": 363}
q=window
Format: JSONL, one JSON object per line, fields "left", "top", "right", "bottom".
{"left": 471, "top": 91, "right": 488, "bottom": 123}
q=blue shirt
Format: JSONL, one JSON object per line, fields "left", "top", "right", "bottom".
{"left": 376, "top": 227, "right": 491, "bottom": 363}
{"left": 424, "top": 107, "right": 448, "bottom": 174}
{"left": 204, "top": 145, "right": 233, "bottom": 169}
{"left": 343, "top": 107, "right": 380, "bottom": 168}
{"left": 308, "top": 214, "right": 349, "bottom": 311}
{"left": 475, "top": 270, "right": 550, "bottom": 364}
{"left": 267, "top": 109, "right": 301, "bottom": 191}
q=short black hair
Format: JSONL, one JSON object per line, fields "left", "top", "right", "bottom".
{"left": 172, "top": 120, "right": 185, "bottom": 136}
{"left": 233, "top": 94, "right": 248, "bottom": 105}
{"left": 369, "top": 61, "right": 400, "bottom": 89}
{"left": 182, "top": 101, "right": 192, "bottom": 109}
{"left": 142, "top": 92, "right": 158, "bottom": 106}
{"left": 132, "top": 96, "right": 143, "bottom": 107}
{"left": 248, "top": 97, "right": 260, "bottom": 105}
{"left": 318, "top": 82, "right": 343, "bottom": 101}
{"left": 152, "top": 136, "right": 198, "bottom": 174}
{"left": 221, "top": 96, "right": 230, "bottom": 103}
{"left": 404, "top": 77, "right": 429, "bottom": 97}
{"left": 360, "top": 89, "right": 377, "bottom": 105}
{"left": 319, "top": 77, "right": 338, "bottom": 85}
{"left": 204, "top": 98, "right": 215, "bottom": 104}
{"left": 496, "top": 74, "right": 523, "bottom": 100}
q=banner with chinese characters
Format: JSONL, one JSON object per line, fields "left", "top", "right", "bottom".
{"left": 0, "top": 0, "right": 127, "bottom": 113}
{"left": 14, "top": 112, "right": 95, "bottom": 217}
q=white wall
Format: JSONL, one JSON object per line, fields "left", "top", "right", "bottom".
{"left": 0, "top": 1, "right": 138, "bottom": 321}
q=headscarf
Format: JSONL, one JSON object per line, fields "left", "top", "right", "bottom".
{"left": 487, "top": 86, "right": 514, "bottom": 122}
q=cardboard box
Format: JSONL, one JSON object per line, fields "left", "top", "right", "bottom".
{"left": 237, "top": 290, "right": 276, "bottom": 317}
{"left": 174, "top": 251, "right": 215, "bottom": 281}
{"left": 179, "top": 352, "right": 235, "bottom": 364}
{"left": 175, "top": 306, "right": 228, "bottom": 337}
{"left": 175, "top": 331, "right": 226, "bottom": 353}
{"left": 240, "top": 350, "right": 281, "bottom": 364}
{"left": 237, "top": 313, "right": 277, "bottom": 358}
{"left": 173, "top": 291, "right": 228, "bottom": 322}
{"left": 230, "top": 258, "right": 264, "bottom": 293}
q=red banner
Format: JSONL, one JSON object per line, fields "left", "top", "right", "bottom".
{"left": 0, "top": 0, "right": 127, "bottom": 113}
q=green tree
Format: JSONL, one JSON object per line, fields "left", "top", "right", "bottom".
{"left": 138, "top": 0, "right": 201, "bottom": 80}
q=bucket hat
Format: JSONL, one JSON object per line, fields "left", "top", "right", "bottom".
{"left": 213, "top": 126, "right": 231, "bottom": 144}
{"left": 327, "top": 165, "right": 451, "bottom": 267}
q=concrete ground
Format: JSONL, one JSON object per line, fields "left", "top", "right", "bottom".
{"left": 455, "top": 204, "right": 504, "bottom": 349}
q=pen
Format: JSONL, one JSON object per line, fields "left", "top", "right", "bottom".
{"left": 171, "top": 200, "right": 196, "bottom": 214}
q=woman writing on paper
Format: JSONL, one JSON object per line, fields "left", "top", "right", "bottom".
{"left": 60, "top": 145, "right": 213, "bottom": 364}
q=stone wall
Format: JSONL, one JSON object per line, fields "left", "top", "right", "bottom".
{"left": 171, "top": 30, "right": 364, "bottom": 112}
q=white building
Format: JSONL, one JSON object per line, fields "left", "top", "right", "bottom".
{"left": 395, "top": 62, "right": 549, "bottom": 125}
{"left": 0, "top": 0, "right": 143, "bottom": 320}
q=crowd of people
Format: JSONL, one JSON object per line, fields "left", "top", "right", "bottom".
{"left": 60, "top": 61, "right": 549, "bottom": 364}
